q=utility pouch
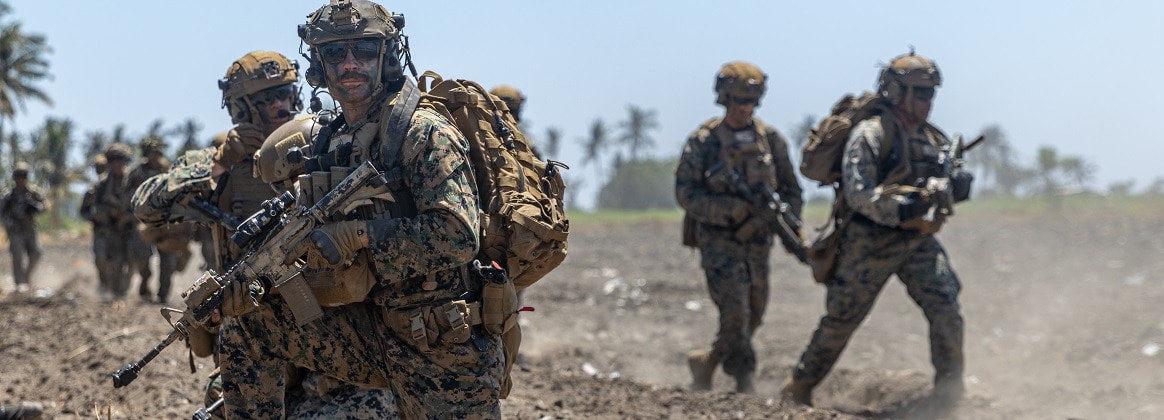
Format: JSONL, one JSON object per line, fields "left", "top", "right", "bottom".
{"left": 384, "top": 300, "right": 473, "bottom": 352}
{"left": 475, "top": 260, "right": 520, "bottom": 336}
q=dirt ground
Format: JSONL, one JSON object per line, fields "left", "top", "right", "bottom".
{"left": 2, "top": 203, "right": 1163, "bottom": 419}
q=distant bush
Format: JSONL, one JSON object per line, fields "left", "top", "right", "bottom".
{"left": 596, "top": 159, "right": 678, "bottom": 210}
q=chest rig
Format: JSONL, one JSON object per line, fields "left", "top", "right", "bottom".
{"left": 704, "top": 120, "right": 780, "bottom": 197}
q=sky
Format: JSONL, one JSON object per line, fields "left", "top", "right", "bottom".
{"left": 6, "top": 0, "right": 1163, "bottom": 208}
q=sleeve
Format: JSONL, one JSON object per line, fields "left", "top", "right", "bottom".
{"left": 842, "top": 119, "right": 906, "bottom": 226}
{"left": 365, "top": 108, "right": 480, "bottom": 284}
{"left": 80, "top": 187, "right": 97, "bottom": 222}
{"left": 674, "top": 131, "right": 752, "bottom": 227}
{"left": 768, "top": 129, "right": 804, "bottom": 218}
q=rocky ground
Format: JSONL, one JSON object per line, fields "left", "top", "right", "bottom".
{"left": 2, "top": 200, "right": 1163, "bottom": 419}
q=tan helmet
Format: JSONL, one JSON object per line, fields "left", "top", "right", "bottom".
{"left": 12, "top": 161, "right": 31, "bottom": 176}
{"left": 877, "top": 51, "right": 942, "bottom": 104}
{"left": 715, "top": 61, "right": 767, "bottom": 106}
{"left": 219, "top": 51, "right": 302, "bottom": 126}
{"left": 489, "top": 85, "right": 525, "bottom": 122}
{"left": 104, "top": 143, "right": 134, "bottom": 163}
{"left": 298, "top": 0, "right": 407, "bottom": 89}
{"left": 254, "top": 114, "right": 322, "bottom": 184}
{"left": 92, "top": 154, "right": 108, "bottom": 173}
{"left": 140, "top": 136, "right": 167, "bottom": 156}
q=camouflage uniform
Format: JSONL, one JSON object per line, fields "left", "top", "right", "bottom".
{"left": 216, "top": 3, "right": 503, "bottom": 418}
{"left": 128, "top": 152, "right": 180, "bottom": 302}
{"left": 676, "top": 117, "right": 803, "bottom": 389}
{"left": 676, "top": 61, "right": 804, "bottom": 393}
{"left": 219, "top": 103, "right": 503, "bottom": 419}
{"left": 91, "top": 147, "right": 139, "bottom": 299}
{"left": 80, "top": 157, "right": 109, "bottom": 295}
{"left": 1, "top": 166, "right": 46, "bottom": 289}
{"left": 784, "top": 52, "right": 966, "bottom": 405}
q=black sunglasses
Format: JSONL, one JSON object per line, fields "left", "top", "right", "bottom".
{"left": 318, "top": 40, "right": 381, "bottom": 64}
{"left": 250, "top": 85, "right": 295, "bottom": 106}
{"left": 731, "top": 97, "right": 759, "bottom": 106}
{"left": 912, "top": 87, "right": 936, "bottom": 101}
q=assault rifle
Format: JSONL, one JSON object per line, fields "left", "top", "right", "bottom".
{"left": 916, "top": 133, "right": 985, "bottom": 222}
{"left": 707, "top": 162, "right": 808, "bottom": 264}
{"left": 111, "top": 160, "right": 392, "bottom": 389}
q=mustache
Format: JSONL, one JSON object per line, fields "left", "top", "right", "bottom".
{"left": 339, "top": 71, "right": 371, "bottom": 82}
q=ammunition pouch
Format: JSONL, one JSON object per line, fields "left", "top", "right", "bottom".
{"left": 476, "top": 260, "right": 520, "bottom": 336}
{"left": 382, "top": 300, "right": 479, "bottom": 352}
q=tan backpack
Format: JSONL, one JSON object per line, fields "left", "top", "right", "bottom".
{"left": 800, "top": 92, "right": 892, "bottom": 185}
{"left": 382, "top": 71, "right": 569, "bottom": 398}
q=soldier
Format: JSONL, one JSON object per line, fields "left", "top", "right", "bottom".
{"left": 127, "top": 136, "right": 179, "bottom": 303}
{"left": 489, "top": 85, "right": 525, "bottom": 123}
{"left": 80, "top": 155, "right": 109, "bottom": 296}
{"left": 215, "top": 1, "right": 504, "bottom": 417}
{"left": 90, "top": 144, "right": 138, "bottom": 300}
{"left": 675, "top": 61, "right": 803, "bottom": 394}
{"left": 1, "top": 162, "right": 46, "bottom": 293}
{"left": 780, "top": 52, "right": 972, "bottom": 406}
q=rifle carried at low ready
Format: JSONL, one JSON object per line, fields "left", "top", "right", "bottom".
{"left": 707, "top": 162, "right": 808, "bottom": 264}
{"left": 111, "top": 160, "right": 392, "bottom": 389}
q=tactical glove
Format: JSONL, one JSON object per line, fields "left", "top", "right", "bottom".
{"left": 220, "top": 277, "right": 265, "bottom": 317}
{"left": 307, "top": 220, "right": 365, "bottom": 268}
{"left": 727, "top": 199, "right": 751, "bottom": 226}
{"left": 897, "top": 195, "right": 932, "bottom": 223}
{"left": 951, "top": 171, "right": 974, "bottom": 203}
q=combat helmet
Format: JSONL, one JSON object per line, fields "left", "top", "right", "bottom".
{"left": 877, "top": 50, "right": 942, "bottom": 104}
{"left": 715, "top": 61, "right": 767, "bottom": 106}
{"left": 104, "top": 143, "right": 134, "bottom": 163}
{"left": 298, "top": 0, "right": 409, "bottom": 91}
{"left": 219, "top": 51, "right": 302, "bottom": 126}
{"left": 254, "top": 114, "right": 321, "bottom": 185}
{"left": 490, "top": 85, "right": 525, "bottom": 122}
{"left": 12, "top": 161, "right": 31, "bottom": 176}
{"left": 140, "top": 136, "right": 167, "bottom": 156}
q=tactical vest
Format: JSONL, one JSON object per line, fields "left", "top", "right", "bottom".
{"left": 683, "top": 117, "right": 782, "bottom": 247}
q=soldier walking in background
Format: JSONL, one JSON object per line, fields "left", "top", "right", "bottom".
{"left": 126, "top": 137, "right": 177, "bottom": 303}
{"left": 80, "top": 155, "right": 109, "bottom": 297}
{"left": 90, "top": 144, "right": 138, "bottom": 301}
{"left": 675, "top": 61, "right": 804, "bottom": 394}
{"left": 780, "top": 51, "right": 973, "bottom": 406}
{"left": 1, "top": 162, "right": 46, "bottom": 293}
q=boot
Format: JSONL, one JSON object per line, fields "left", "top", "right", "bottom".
{"left": 687, "top": 349, "right": 719, "bottom": 391}
{"left": 932, "top": 375, "right": 965, "bottom": 403}
{"left": 735, "top": 372, "right": 755, "bottom": 394}
{"left": 779, "top": 376, "right": 815, "bottom": 407}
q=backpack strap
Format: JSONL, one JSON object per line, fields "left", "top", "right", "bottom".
{"left": 378, "top": 77, "right": 422, "bottom": 168}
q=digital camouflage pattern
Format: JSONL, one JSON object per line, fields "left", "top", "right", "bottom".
{"left": 1, "top": 181, "right": 46, "bottom": 288}
{"left": 675, "top": 117, "right": 803, "bottom": 387}
{"left": 789, "top": 116, "right": 964, "bottom": 393}
{"left": 220, "top": 101, "right": 504, "bottom": 419}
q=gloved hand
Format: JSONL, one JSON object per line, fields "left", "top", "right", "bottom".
{"left": 220, "top": 277, "right": 266, "bottom": 317}
{"left": 214, "top": 123, "right": 266, "bottom": 168}
{"left": 951, "top": 171, "right": 974, "bottom": 202}
{"left": 306, "top": 220, "right": 366, "bottom": 268}
{"left": 898, "top": 195, "right": 932, "bottom": 223}
{"left": 727, "top": 199, "right": 751, "bottom": 226}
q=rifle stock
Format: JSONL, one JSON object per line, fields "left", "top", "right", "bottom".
{"left": 111, "top": 160, "right": 391, "bottom": 389}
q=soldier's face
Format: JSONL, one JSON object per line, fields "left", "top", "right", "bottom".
{"left": 250, "top": 85, "right": 295, "bottom": 126}
{"left": 320, "top": 39, "right": 381, "bottom": 105}
{"left": 109, "top": 160, "right": 128, "bottom": 176}
{"left": 901, "top": 87, "right": 935, "bottom": 124}
{"left": 724, "top": 97, "right": 758, "bottom": 128}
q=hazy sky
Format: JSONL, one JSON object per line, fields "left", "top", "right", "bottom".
{"left": 7, "top": 1, "right": 1162, "bottom": 207}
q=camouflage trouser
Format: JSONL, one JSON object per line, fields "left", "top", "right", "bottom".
{"left": 129, "top": 231, "right": 153, "bottom": 292}
{"left": 150, "top": 250, "right": 178, "bottom": 301}
{"left": 96, "top": 229, "right": 133, "bottom": 299}
{"left": 93, "top": 233, "right": 108, "bottom": 293}
{"left": 6, "top": 229, "right": 41, "bottom": 286}
{"left": 202, "top": 359, "right": 399, "bottom": 419}
{"left": 792, "top": 219, "right": 964, "bottom": 386}
{"left": 698, "top": 243, "right": 771, "bottom": 378}
{"left": 218, "top": 295, "right": 504, "bottom": 419}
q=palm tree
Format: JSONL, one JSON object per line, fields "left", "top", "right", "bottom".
{"left": 1058, "top": 156, "right": 1094, "bottom": 191}
{"left": 174, "top": 118, "right": 203, "bottom": 154}
{"left": 790, "top": 114, "right": 817, "bottom": 149}
{"left": 617, "top": 105, "right": 658, "bottom": 162}
{"left": 34, "top": 116, "right": 72, "bottom": 227}
{"left": 1036, "top": 145, "right": 1059, "bottom": 196}
{"left": 84, "top": 130, "right": 109, "bottom": 161}
{"left": 581, "top": 118, "right": 609, "bottom": 177}
{"left": 0, "top": 3, "right": 53, "bottom": 138}
{"left": 543, "top": 126, "right": 562, "bottom": 159}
